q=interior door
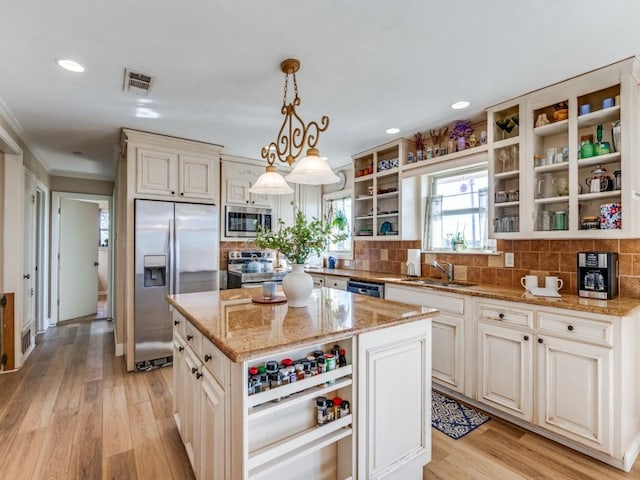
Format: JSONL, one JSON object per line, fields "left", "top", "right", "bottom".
{"left": 22, "top": 171, "right": 36, "bottom": 332}
{"left": 58, "top": 198, "right": 98, "bottom": 321}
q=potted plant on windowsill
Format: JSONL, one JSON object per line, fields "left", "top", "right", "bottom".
{"left": 254, "top": 205, "right": 348, "bottom": 307}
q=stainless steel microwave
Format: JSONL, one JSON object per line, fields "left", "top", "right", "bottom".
{"left": 225, "top": 205, "right": 272, "bottom": 238}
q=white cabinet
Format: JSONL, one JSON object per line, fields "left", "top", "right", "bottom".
{"left": 358, "top": 319, "right": 431, "bottom": 480}
{"left": 173, "top": 312, "right": 229, "bottom": 480}
{"left": 273, "top": 184, "right": 321, "bottom": 228}
{"left": 477, "top": 322, "right": 533, "bottom": 421}
{"left": 222, "top": 161, "right": 271, "bottom": 207}
{"left": 536, "top": 321, "right": 613, "bottom": 453}
{"left": 324, "top": 275, "right": 348, "bottom": 291}
{"left": 135, "top": 146, "right": 217, "bottom": 202}
{"left": 309, "top": 273, "right": 325, "bottom": 288}
{"left": 488, "top": 57, "right": 640, "bottom": 239}
{"left": 385, "top": 284, "right": 468, "bottom": 394}
{"left": 200, "top": 367, "right": 228, "bottom": 479}
{"left": 136, "top": 148, "right": 178, "bottom": 196}
{"left": 226, "top": 179, "right": 271, "bottom": 206}
{"left": 309, "top": 274, "right": 348, "bottom": 291}
{"left": 352, "top": 139, "right": 419, "bottom": 240}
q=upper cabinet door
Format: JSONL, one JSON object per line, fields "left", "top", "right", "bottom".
{"left": 225, "top": 179, "right": 251, "bottom": 205}
{"left": 179, "top": 155, "right": 216, "bottom": 202}
{"left": 136, "top": 148, "right": 178, "bottom": 197}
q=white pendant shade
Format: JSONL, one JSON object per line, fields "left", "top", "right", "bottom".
{"left": 249, "top": 166, "right": 294, "bottom": 195}
{"left": 285, "top": 148, "right": 340, "bottom": 185}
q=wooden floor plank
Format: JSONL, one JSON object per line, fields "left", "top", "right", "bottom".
{"left": 69, "top": 437, "right": 103, "bottom": 480}
{"left": 103, "top": 384, "right": 133, "bottom": 457}
{"left": 144, "top": 367, "right": 174, "bottom": 420}
{"left": 0, "top": 427, "right": 46, "bottom": 480}
{"left": 31, "top": 408, "right": 77, "bottom": 480}
{"left": 157, "top": 416, "right": 196, "bottom": 480}
{"left": 124, "top": 369, "right": 151, "bottom": 406}
{"left": 128, "top": 401, "right": 173, "bottom": 479}
{"left": 73, "top": 379, "right": 104, "bottom": 444}
{"left": 103, "top": 449, "right": 139, "bottom": 480}
{"left": 18, "top": 344, "right": 72, "bottom": 433}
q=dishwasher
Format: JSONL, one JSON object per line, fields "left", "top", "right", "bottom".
{"left": 347, "top": 280, "right": 384, "bottom": 298}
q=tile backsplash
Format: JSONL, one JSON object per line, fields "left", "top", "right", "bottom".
{"left": 345, "top": 239, "right": 640, "bottom": 299}
{"left": 221, "top": 239, "right": 640, "bottom": 299}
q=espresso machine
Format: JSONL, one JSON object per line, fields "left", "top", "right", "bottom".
{"left": 577, "top": 252, "right": 618, "bottom": 299}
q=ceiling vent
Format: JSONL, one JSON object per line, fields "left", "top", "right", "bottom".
{"left": 123, "top": 68, "right": 155, "bottom": 95}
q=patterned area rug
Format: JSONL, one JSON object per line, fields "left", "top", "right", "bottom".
{"left": 431, "top": 390, "right": 490, "bottom": 439}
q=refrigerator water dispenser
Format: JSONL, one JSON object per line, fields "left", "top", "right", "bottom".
{"left": 143, "top": 255, "right": 167, "bottom": 287}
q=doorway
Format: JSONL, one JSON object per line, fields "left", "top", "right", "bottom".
{"left": 51, "top": 192, "right": 113, "bottom": 325}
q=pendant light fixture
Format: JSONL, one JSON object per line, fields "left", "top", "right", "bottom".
{"left": 250, "top": 58, "right": 338, "bottom": 195}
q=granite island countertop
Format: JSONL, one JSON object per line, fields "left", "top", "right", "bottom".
{"left": 167, "top": 287, "right": 438, "bottom": 362}
{"left": 307, "top": 267, "right": 640, "bottom": 317}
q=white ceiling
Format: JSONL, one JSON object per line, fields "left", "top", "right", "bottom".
{"left": 2, "top": 0, "right": 640, "bottom": 180}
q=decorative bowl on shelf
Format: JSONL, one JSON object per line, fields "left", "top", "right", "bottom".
{"left": 553, "top": 109, "right": 568, "bottom": 121}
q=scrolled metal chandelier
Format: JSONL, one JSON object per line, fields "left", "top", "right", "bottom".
{"left": 250, "top": 58, "right": 339, "bottom": 195}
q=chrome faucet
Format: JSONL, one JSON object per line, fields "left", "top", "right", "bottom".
{"left": 431, "top": 260, "right": 454, "bottom": 283}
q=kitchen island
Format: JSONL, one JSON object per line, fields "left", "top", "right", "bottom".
{"left": 167, "top": 287, "right": 438, "bottom": 480}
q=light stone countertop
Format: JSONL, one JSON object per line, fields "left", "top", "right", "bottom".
{"left": 309, "top": 268, "right": 640, "bottom": 317}
{"left": 167, "top": 287, "right": 438, "bottom": 362}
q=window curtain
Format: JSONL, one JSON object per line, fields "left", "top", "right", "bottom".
{"left": 477, "top": 187, "right": 488, "bottom": 249}
{"left": 422, "top": 195, "right": 443, "bottom": 251}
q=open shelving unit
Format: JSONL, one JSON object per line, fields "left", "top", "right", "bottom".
{"left": 245, "top": 338, "right": 355, "bottom": 480}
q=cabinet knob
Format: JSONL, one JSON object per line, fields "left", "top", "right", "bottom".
{"left": 187, "top": 334, "right": 193, "bottom": 341}
{"left": 498, "top": 313, "right": 505, "bottom": 319}
{"left": 171, "top": 191, "right": 175, "bottom": 195}
{"left": 191, "top": 367, "right": 198, "bottom": 374}
{"left": 180, "top": 192, "right": 184, "bottom": 196}
{"left": 246, "top": 200, "right": 249, "bottom": 204}
{"left": 538, "top": 338, "right": 544, "bottom": 344}
{"left": 524, "top": 335, "right": 529, "bottom": 341}
{"left": 204, "top": 354, "right": 212, "bottom": 362}
{"left": 196, "top": 372, "right": 202, "bottom": 380}
{"left": 174, "top": 320, "right": 180, "bottom": 326}
{"left": 178, "top": 346, "right": 184, "bottom": 352}
{"left": 567, "top": 325, "right": 574, "bottom": 331}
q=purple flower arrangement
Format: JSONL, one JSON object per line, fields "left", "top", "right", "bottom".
{"left": 449, "top": 120, "right": 473, "bottom": 139}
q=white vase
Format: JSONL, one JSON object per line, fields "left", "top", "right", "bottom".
{"left": 282, "top": 264, "right": 313, "bottom": 307}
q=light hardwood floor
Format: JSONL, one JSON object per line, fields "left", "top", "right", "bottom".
{"left": 1, "top": 319, "right": 638, "bottom": 479}
{"left": 0, "top": 319, "right": 194, "bottom": 480}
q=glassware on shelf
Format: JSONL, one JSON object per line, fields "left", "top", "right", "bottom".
{"left": 509, "top": 144, "right": 519, "bottom": 171}
{"left": 497, "top": 149, "right": 510, "bottom": 173}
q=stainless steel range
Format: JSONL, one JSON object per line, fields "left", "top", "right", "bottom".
{"left": 226, "top": 250, "right": 289, "bottom": 288}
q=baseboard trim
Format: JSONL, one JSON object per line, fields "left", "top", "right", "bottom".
{"left": 624, "top": 432, "right": 640, "bottom": 471}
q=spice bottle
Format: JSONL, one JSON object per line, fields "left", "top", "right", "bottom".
{"left": 326, "top": 399, "right": 334, "bottom": 422}
{"left": 338, "top": 349, "right": 347, "bottom": 368}
{"left": 333, "top": 397, "right": 342, "bottom": 418}
{"left": 316, "top": 397, "right": 328, "bottom": 426}
{"left": 340, "top": 400, "right": 350, "bottom": 417}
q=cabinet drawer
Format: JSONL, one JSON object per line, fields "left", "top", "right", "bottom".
{"left": 477, "top": 302, "right": 533, "bottom": 328}
{"left": 537, "top": 311, "right": 613, "bottom": 347}
{"left": 173, "top": 311, "right": 187, "bottom": 338}
{"left": 325, "top": 276, "right": 348, "bottom": 291}
{"left": 202, "top": 337, "right": 229, "bottom": 386}
{"left": 185, "top": 321, "right": 203, "bottom": 357}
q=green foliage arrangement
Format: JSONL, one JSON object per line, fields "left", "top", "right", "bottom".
{"left": 254, "top": 205, "right": 348, "bottom": 264}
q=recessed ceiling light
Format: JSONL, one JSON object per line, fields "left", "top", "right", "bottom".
{"left": 56, "top": 59, "right": 85, "bottom": 73}
{"left": 451, "top": 100, "right": 470, "bottom": 110}
{"left": 386, "top": 127, "right": 400, "bottom": 134}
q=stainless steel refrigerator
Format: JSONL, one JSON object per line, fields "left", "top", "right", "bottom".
{"left": 134, "top": 199, "right": 218, "bottom": 370}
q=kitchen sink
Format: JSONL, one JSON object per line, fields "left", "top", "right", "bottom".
{"left": 401, "top": 278, "right": 477, "bottom": 288}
